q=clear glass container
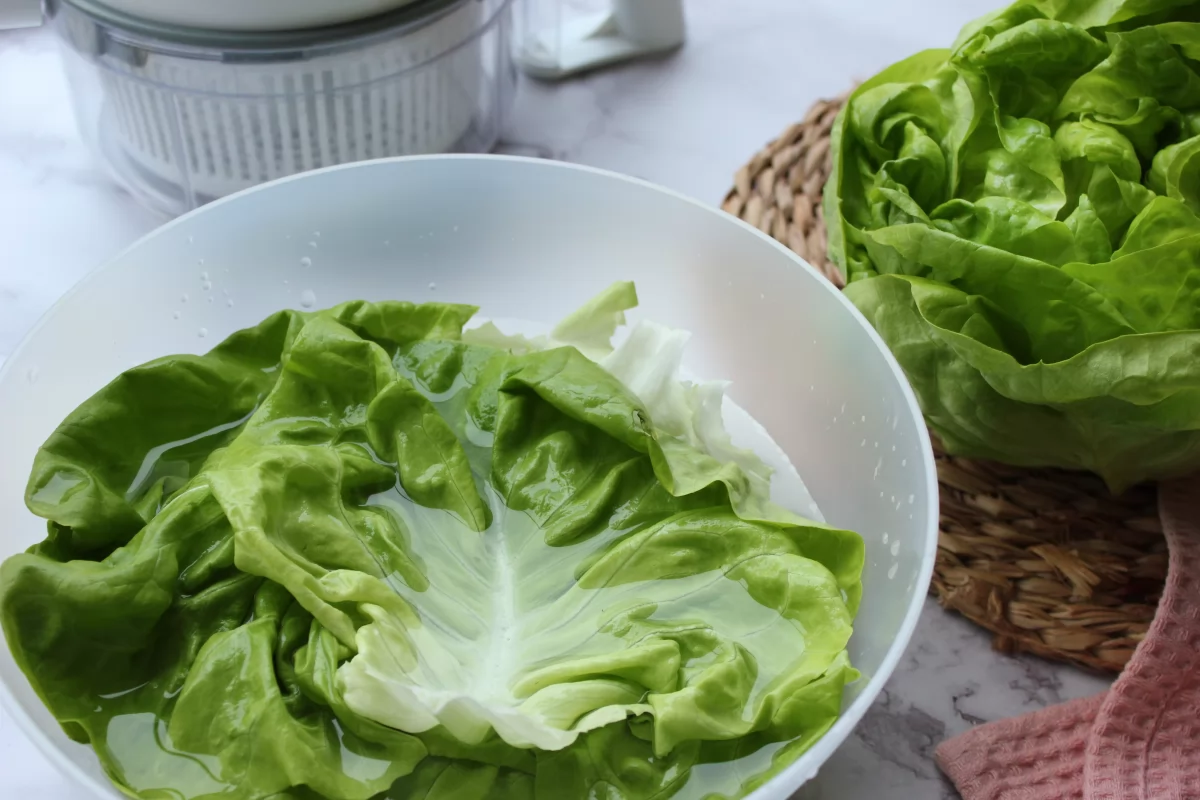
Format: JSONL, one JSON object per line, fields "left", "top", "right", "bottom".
{"left": 48, "top": 0, "right": 517, "bottom": 216}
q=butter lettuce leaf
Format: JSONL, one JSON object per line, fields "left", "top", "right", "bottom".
{"left": 465, "top": 282, "right": 824, "bottom": 523}
{"left": 1, "top": 293, "right": 861, "bottom": 800}
{"left": 826, "top": 0, "right": 1200, "bottom": 490}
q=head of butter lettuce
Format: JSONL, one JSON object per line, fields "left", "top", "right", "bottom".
{"left": 0, "top": 283, "right": 862, "bottom": 800}
{"left": 825, "top": 0, "right": 1200, "bottom": 491}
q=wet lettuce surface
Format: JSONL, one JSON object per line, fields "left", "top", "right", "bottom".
{"left": 826, "top": 0, "right": 1200, "bottom": 491}
{"left": 1, "top": 289, "right": 862, "bottom": 800}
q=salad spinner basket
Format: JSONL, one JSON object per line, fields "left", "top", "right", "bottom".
{"left": 41, "top": 0, "right": 517, "bottom": 215}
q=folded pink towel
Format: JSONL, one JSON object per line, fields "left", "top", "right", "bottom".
{"left": 936, "top": 477, "right": 1200, "bottom": 800}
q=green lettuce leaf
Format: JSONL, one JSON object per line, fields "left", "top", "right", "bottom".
{"left": 464, "top": 282, "right": 824, "bottom": 524}
{"left": 845, "top": 273, "right": 1200, "bottom": 488}
{"left": 826, "top": 0, "right": 1200, "bottom": 490}
{"left": 1, "top": 292, "right": 862, "bottom": 800}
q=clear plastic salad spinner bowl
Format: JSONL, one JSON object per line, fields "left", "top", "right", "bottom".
{"left": 0, "top": 0, "right": 686, "bottom": 215}
{"left": 33, "top": 0, "right": 518, "bottom": 216}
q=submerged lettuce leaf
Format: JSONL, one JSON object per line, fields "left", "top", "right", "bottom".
{"left": 1, "top": 292, "right": 862, "bottom": 800}
{"left": 463, "top": 282, "right": 824, "bottom": 524}
{"left": 826, "top": 0, "right": 1200, "bottom": 490}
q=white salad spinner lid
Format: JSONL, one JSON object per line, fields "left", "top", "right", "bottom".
{"left": 3, "top": 0, "right": 424, "bottom": 31}
{"left": 94, "top": 0, "right": 424, "bottom": 31}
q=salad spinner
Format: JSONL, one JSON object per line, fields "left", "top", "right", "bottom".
{"left": 0, "top": 0, "right": 686, "bottom": 215}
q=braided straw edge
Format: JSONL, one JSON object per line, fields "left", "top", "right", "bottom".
{"left": 722, "top": 91, "right": 848, "bottom": 289}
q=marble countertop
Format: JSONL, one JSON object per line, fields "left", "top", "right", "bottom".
{"left": 0, "top": 1, "right": 1112, "bottom": 797}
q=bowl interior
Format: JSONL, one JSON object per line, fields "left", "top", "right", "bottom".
{"left": 0, "top": 156, "right": 936, "bottom": 799}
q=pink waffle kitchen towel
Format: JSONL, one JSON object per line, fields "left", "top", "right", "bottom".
{"left": 936, "top": 477, "right": 1200, "bottom": 800}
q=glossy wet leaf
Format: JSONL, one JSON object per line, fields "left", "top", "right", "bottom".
{"left": 1, "top": 295, "right": 861, "bottom": 800}
{"left": 826, "top": 0, "right": 1200, "bottom": 490}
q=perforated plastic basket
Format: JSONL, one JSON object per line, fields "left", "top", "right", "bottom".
{"left": 48, "top": 0, "right": 517, "bottom": 215}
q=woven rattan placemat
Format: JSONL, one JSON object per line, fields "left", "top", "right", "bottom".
{"left": 721, "top": 92, "right": 1166, "bottom": 673}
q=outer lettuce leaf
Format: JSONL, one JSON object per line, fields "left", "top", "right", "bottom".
{"left": 460, "top": 280, "right": 637, "bottom": 360}
{"left": 826, "top": 0, "right": 1200, "bottom": 490}
{"left": 845, "top": 273, "right": 1200, "bottom": 489}
{"left": 1, "top": 294, "right": 862, "bottom": 800}
{"left": 465, "top": 282, "right": 823, "bottom": 523}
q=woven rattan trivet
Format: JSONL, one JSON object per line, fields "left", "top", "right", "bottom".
{"left": 722, "top": 92, "right": 1167, "bottom": 673}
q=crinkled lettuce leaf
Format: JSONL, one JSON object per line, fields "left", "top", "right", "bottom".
{"left": 463, "top": 282, "right": 824, "bottom": 524}
{"left": 825, "top": 0, "right": 1200, "bottom": 490}
{"left": 1, "top": 290, "right": 862, "bottom": 800}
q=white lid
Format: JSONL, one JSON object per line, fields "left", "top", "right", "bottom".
{"left": 89, "top": 0, "right": 423, "bottom": 31}
{"left": 0, "top": 0, "right": 42, "bottom": 29}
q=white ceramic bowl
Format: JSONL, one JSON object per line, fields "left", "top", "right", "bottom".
{"left": 0, "top": 156, "right": 937, "bottom": 799}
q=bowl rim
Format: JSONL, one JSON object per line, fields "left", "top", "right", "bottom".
{"left": 0, "top": 154, "right": 938, "bottom": 800}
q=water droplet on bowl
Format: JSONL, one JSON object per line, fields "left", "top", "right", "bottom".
{"left": 901, "top": 459, "right": 908, "bottom": 467}
{"left": 313, "top": 231, "right": 321, "bottom": 237}
{"left": 308, "top": 241, "right": 318, "bottom": 249}
{"left": 207, "top": 296, "right": 214, "bottom": 304}
{"left": 860, "top": 415, "right": 866, "bottom": 422}
{"left": 172, "top": 310, "right": 181, "bottom": 320}
{"left": 181, "top": 293, "right": 189, "bottom": 303}
{"left": 908, "top": 494, "right": 915, "bottom": 504}
{"left": 890, "top": 540, "right": 900, "bottom": 557}
{"left": 887, "top": 563, "right": 899, "bottom": 580}
{"left": 300, "top": 289, "right": 317, "bottom": 309}
{"left": 881, "top": 532, "right": 889, "bottom": 544}
{"left": 198, "top": 259, "right": 205, "bottom": 267}
{"left": 26, "top": 367, "right": 38, "bottom": 384}
{"left": 200, "top": 271, "right": 209, "bottom": 281}
{"left": 187, "top": 235, "right": 194, "bottom": 244}
{"left": 198, "top": 328, "right": 208, "bottom": 338}
{"left": 860, "top": 439, "right": 866, "bottom": 447}
{"left": 201, "top": 281, "right": 212, "bottom": 291}
{"left": 428, "top": 282, "right": 437, "bottom": 291}
{"left": 300, "top": 257, "right": 312, "bottom": 267}
{"left": 226, "top": 299, "right": 235, "bottom": 308}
